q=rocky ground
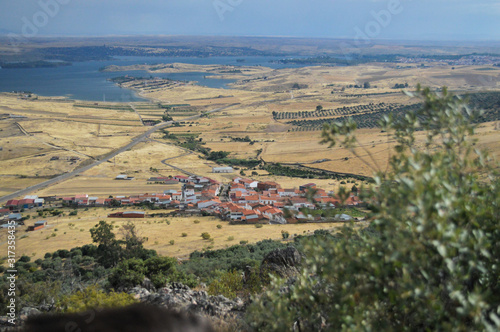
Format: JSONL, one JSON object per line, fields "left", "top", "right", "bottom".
{"left": 0, "top": 247, "right": 302, "bottom": 331}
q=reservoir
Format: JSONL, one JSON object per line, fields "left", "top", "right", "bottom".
{"left": 0, "top": 56, "right": 306, "bottom": 102}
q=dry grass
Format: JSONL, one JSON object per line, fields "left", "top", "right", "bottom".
{"left": 0, "top": 208, "right": 344, "bottom": 261}
{"left": 2, "top": 62, "right": 499, "bottom": 200}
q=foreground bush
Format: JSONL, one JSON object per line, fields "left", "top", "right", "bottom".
{"left": 58, "top": 286, "right": 137, "bottom": 313}
{"left": 248, "top": 87, "right": 500, "bottom": 331}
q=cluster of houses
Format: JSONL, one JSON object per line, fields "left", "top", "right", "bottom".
{"left": 1, "top": 175, "right": 362, "bottom": 227}
{"left": 202, "top": 177, "right": 361, "bottom": 224}
{"left": 5, "top": 195, "right": 45, "bottom": 210}
{"left": 1, "top": 195, "right": 47, "bottom": 229}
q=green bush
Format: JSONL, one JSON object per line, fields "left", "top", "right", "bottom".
{"left": 108, "top": 256, "right": 197, "bottom": 290}
{"left": 19, "top": 255, "right": 31, "bottom": 263}
{"left": 181, "top": 232, "right": 188, "bottom": 237}
{"left": 207, "top": 270, "right": 243, "bottom": 299}
{"left": 108, "top": 258, "right": 146, "bottom": 290}
{"left": 58, "top": 285, "right": 137, "bottom": 313}
{"left": 201, "top": 232, "right": 211, "bottom": 240}
{"left": 248, "top": 87, "right": 500, "bottom": 331}
{"left": 216, "top": 224, "right": 222, "bottom": 229}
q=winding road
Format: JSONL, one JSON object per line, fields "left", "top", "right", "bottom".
{"left": 0, "top": 104, "right": 239, "bottom": 204}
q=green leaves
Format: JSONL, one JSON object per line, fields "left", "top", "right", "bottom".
{"left": 248, "top": 87, "right": 500, "bottom": 331}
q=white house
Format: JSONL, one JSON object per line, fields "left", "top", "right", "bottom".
{"left": 198, "top": 199, "right": 221, "bottom": 209}
{"left": 240, "top": 178, "right": 259, "bottom": 188}
{"left": 185, "top": 195, "right": 200, "bottom": 204}
{"left": 213, "top": 167, "right": 234, "bottom": 173}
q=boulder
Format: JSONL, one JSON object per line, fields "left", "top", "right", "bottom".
{"left": 260, "top": 246, "right": 302, "bottom": 279}
{"left": 129, "top": 283, "right": 245, "bottom": 319}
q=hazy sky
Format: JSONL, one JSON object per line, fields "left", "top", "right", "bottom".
{"left": 0, "top": 0, "right": 498, "bottom": 41}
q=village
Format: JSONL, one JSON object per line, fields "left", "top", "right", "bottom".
{"left": 1, "top": 174, "right": 363, "bottom": 231}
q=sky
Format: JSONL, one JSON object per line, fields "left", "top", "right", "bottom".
{"left": 0, "top": 0, "right": 499, "bottom": 41}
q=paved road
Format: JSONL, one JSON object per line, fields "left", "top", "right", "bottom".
{"left": 0, "top": 104, "right": 238, "bottom": 204}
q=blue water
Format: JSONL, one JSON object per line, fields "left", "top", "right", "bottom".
{"left": 0, "top": 56, "right": 306, "bottom": 102}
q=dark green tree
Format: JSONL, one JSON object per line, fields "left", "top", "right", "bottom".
{"left": 90, "top": 221, "right": 115, "bottom": 247}
{"left": 108, "top": 258, "right": 146, "bottom": 290}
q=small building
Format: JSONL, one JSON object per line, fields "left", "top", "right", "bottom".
{"left": 239, "top": 178, "right": 259, "bottom": 188}
{"left": 8, "top": 213, "right": 22, "bottom": 221}
{"left": 164, "top": 189, "right": 178, "bottom": 195}
{"left": 197, "top": 198, "right": 221, "bottom": 209}
{"left": 335, "top": 214, "right": 353, "bottom": 222}
{"left": 300, "top": 183, "right": 317, "bottom": 191}
{"left": 148, "top": 177, "right": 178, "bottom": 184}
{"left": 258, "top": 181, "right": 281, "bottom": 191}
{"left": 28, "top": 220, "right": 47, "bottom": 231}
{"left": 115, "top": 175, "right": 135, "bottom": 180}
{"left": 108, "top": 211, "right": 145, "bottom": 218}
{"left": 213, "top": 167, "right": 234, "bottom": 173}
{"left": 174, "top": 175, "right": 190, "bottom": 183}
{"left": 18, "top": 199, "right": 35, "bottom": 209}
{"left": 1, "top": 223, "right": 21, "bottom": 228}
{"left": 5, "top": 200, "right": 19, "bottom": 211}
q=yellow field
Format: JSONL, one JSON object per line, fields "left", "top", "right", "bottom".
{"left": 0, "top": 208, "right": 344, "bottom": 261}
{"left": 2, "top": 62, "right": 499, "bottom": 200}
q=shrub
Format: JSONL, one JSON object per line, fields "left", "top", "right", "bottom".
{"left": 255, "top": 224, "right": 263, "bottom": 228}
{"left": 281, "top": 230, "right": 290, "bottom": 239}
{"left": 169, "top": 240, "right": 175, "bottom": 245}
{"left": 201, "top": 232, "right": 211, "bottom": 240}
{"left": 19, "top": 255, "right": 31, "bottom": 263}
{"left": 181, "top": 233, "right": 188, "bottom": 237}
{"left": 207, "top": 270, "right": 243, "bottom": 299}
{"left": 227, "top": 236, "right": 235, "bottom": 241}
{"left": 216, "top": 224, "right": 222, "bottom": 229}
{"left": 248, "top": 86, "right": 500, "bottom": 331}
{"left": 56, "top": 249, "right": 70, "bottom": 258}
{"left": 193, "top": 220, "right": 200, "bottom": 224}
{"left": 58, "top": 286, "right": 137, "bottom": 313}
{"left": 108, "top": 258, "right": 146, "bottom": 290}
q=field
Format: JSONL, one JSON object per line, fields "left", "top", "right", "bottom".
{"left": 0, "top": 208, "right": 344, "bottom": 261}
{"left": 1, "top": 59, "right": 499, "bottom": 258}
{"left": 1, "top": 62, "right": 499, "bottom": 199}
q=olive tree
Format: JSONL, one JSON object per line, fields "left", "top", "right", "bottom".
{"left": 247, "top": 86, "right": 500, "bottom": 331}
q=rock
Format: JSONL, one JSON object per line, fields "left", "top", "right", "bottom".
{"left": 141, "top": 277, "right": 156, "bottom": 292}
{"left": 20, "top": 307, "right": 41, "bottom": 319}
{"left": 136, "top": 283, "right": 245, "bottom": 319}
{"left": 128, "top": 287, "right": 150, "bottom": 301}
{"left": 260, "top": 246, "right": 302, "bottom": 279}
